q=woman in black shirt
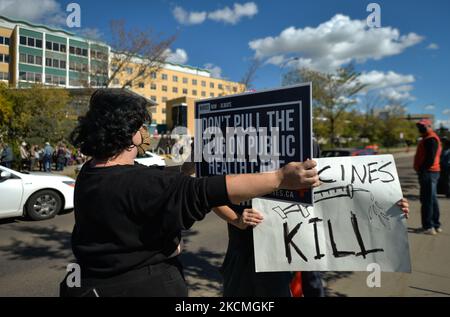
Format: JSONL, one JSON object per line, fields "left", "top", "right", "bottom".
{"left": 60, "top": 89, "right": 320, "bottom": 297}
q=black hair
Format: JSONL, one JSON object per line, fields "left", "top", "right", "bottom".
{"left": 70, "top": 89, "right": 151, "bottom": 160}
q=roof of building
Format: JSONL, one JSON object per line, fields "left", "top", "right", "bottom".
{"left": 0, "top": 15, "right": 109, "bottom": 46}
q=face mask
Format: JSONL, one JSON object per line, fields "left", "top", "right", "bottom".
{"left": 136, "top": 126, "right": 151, "bottom": 156}
{"left": 417, "top": 125, "right": 427, "bottom": 134}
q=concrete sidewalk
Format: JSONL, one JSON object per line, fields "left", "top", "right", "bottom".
{"left": 325, "top": 157, "right": 450, "bottom": 297}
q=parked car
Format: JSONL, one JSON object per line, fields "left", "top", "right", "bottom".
{"left": 321, "top": 147, "right": 378, "bottom": 157}
{"left": 0, "top": 165, "right": 75, "bottom": 221}
{"left": 75, "top": 151, "right": 166, "bottom": 174}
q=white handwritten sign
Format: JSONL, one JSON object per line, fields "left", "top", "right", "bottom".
{"left": 253, "top": 155, "right": 411, "bottom": 272}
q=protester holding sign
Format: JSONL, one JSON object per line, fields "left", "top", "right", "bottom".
{"left": 60, "top": 89, "right": 320, "bottom": 297}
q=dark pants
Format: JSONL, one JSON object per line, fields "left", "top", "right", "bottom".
{"left": 302, "top": 271, "right": 325, "bottom": 297}
{"left": 43, "top": 155, "right": 52, "bottom": 172}
{"left": 60, "top": 257, "right": 188, "bottom": 297}
{"left": 1, "top": 161, "right": 12, "bottom": 168}
{"left": 419, "top": 171, "right": 441, "bottom": 230}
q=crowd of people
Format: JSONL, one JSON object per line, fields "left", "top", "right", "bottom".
{"left": 0, "top": 141, "right": 87, "bottom": 172}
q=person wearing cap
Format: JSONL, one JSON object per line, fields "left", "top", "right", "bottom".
{"left": 414, "top": 119, "right": 442, "bottom": 235}
{"left": 60, "top": 89, "right": 320, "bottom": 297}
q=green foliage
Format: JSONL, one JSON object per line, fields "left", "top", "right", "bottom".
{"left": 0, "top": 84, "right": 74, "bottom": 146}
{"left": 283, "top": 64, "right": 366, "bottom": 146}
{"left": 282, "top": 65, "right": 421, "bottom": 149}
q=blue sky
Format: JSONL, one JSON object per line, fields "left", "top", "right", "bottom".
{"left": 1, "top": 0, "right": 449, "bottom": 126}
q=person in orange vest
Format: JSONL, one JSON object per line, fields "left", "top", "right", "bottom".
{"left": 414, "top": 119, "right": 443, "bottom": 235}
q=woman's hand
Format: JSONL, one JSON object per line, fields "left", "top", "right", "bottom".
{"left": 277, "top": 160, "right": 321, "bottom": 190}
{"left": 397, "top": 198, "right": 409, "bottom": 219}
{"left": 237, "top": 209, "right": 264, "bottom": 230}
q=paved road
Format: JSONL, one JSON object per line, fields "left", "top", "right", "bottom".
{"left": 0, "top": 155, "right": 448, "bottom": 297}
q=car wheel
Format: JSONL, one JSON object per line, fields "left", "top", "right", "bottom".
{"left": 26, "top": 190, "right": 62, "bottom": 221}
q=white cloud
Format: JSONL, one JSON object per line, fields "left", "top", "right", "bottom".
{"left": 204, "top": 63, "right": 222, "bottom": 78}
{"left": 435, "top": 119, "right": 450, "bottom": 129}
{"left": 172, "top": 6, "right": 206, "bottom": 25}
{"left": 164, "top": 48, "right": 189, "bottom": 64}
{"left": 358, "top": 71, "right": 415, "bottom": 90}
{"left": 425, "top": 104, "right": 435, "bottom": 111}
{"left": 249, "top": 14, "right": 424, "bottom": 72}
{"left": 443, "top": 109, "right": 450, "bottom": 115}
{"left": 379, "top": 85, "right": 415, "bottom": 102}
{"left": 426, "top": 43, "right": 439, "bottom": 50}
{"left": 0, "top": 0, "right": 66, "bottom": 25}
{"left": 173, "top": 2, "right": 258, "bottom": 26}
{"left": 208, "top": 2, "right": 258, "bottom": 24}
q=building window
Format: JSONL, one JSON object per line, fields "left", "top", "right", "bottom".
{"left": 0, "top": 36, "right": 10, "bottom": 46}
{"left": 151, "top": 83, "right": 157, "bottom": 90}
{"left": 210, "top": 93, "right": 215, "bottom": 97}
{"left": 52, "top": 59, "right": 59, "bottom": 68}
{"left": 60, "top": 60, "right": 66, "bottom": 68}
{"left": 46, "top": 41, "right": 52, "bottom": 50}
{"left": 53, "top": 42, "right": 60, "bottom": 51}
{"left": 0, "top": 72, "right": 9, "bottom": 80}
{"left": 162, "top": 85, "right": 168, "bottom": 92}
{"left": 173, "top": 75, "right": 178, "bottom": 82}
{"left": 201, "top": 91, "right": 206, "bottom": 97}
{"left": 36, "top": 56, "right": 42, "bottom": 65}
{"left": 182, "top": 88, "right": 188, "bottom": 95}
{"left": 182, "top": 77, "right": 188, "bottom": 84}
{"left": 218, "top": 84, "right": 223, "bottom": 90}
{"left": 60, "top": 44, "right": 67, "bottom": 53}
{"left": 27, "top": 37, "right": 35, "bottom": 47}
{"left": 112, "top": 78, "right": 120, "bottom": 85}
{"left": 233, "top": 86, "right": 238, "bottom": 93}
{"left": 162, "top": 97, "right": 168, "bottom": 103}
{"left": 210, "top": 82, "right": 215, "bottom": 89}
{"left": 45, "top": 74, "right": 66, "bottom": 86}
{"left": 19, "top": 71, "right": 42, "bottom": 83}
{"left": 162, "top": 73, "right": 168, "bottom": 80}
{"left": 20, "top": 53, "right": 26, "bottom": 63}
{"left": 151, "top": 96, "right": 157, "bottom": 102}
{"left": 0, "top": 54, "right": 10, "bottom": 63}
{"left": 151, "top": 72, "right": 157, "bottom": 79}
{"left": 162, "top": 108, "right": 166, "bottom": 114}
{"left": 138, "top": 82, "right": 145, "bottom": 88}
{"left": 27, "top": 55, "right": 35, "bottom": 64}
{"left": 201, "top": 81, "right": 206, "bottom": 87}
{"left": 46, "top": 57, "right": 52, "bottom": 67}
{"left": 20, "top": 36, "right": 26, "bottom": 45}
{"left": 126, "top": 67, "right": 133, "bottom": 74}
{"left": 192, "top": 90, "right": 197, "bottom": 96}
{"left": 192, "top": 79, "right": 197, "bottom": 85}
{"left": 172, "top": 87, "right": 178, "bottom": 93}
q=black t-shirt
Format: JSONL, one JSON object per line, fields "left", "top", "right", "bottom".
{"left": 72, "top": 161, "right": 229, "bottom": 277}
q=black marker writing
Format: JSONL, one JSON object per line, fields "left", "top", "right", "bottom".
{"left": 283, "top": 222, "right": 308, "bottom": 264}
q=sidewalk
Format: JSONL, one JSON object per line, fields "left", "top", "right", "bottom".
{"left": 325, "top": 157, "right": 450, "bottom": 297}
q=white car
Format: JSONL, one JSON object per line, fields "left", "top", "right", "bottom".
{"left": 0, "top": 165, "right": 75, "bottom": 221}
{"left": 135, "top": 151, "right": 166, "bottom": 168}
{"left": 75, "top": 151, "right": 166, "bottom": 174}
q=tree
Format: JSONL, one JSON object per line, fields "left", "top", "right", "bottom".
{"left": 283, "top": 64, "right": 366, "bottom": 146}
{"left": 105, "top": 20, "right": 176, "bottom": 89}
{"left": 6, "top": 85, "right": 73, "bottom": 145}
{"left": 0, "top": 83, "right": 13, "bottom": 141}
{"left": 238, "top": 58, "right": 262, "bottom": 93}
